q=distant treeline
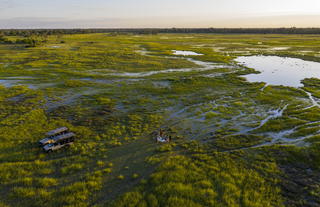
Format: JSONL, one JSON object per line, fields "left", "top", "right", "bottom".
{"left": 1, "top": 28, "right": 320, "bottom": 36}
{"left": 0, "top": 32, "right": 48, "bottom": 47}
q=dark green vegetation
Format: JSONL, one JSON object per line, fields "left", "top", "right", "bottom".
{"left": 2, "top": 27, "right": 320, "bottom": 36}
{"left": 0, "top": 33, "right": 320, "bottom": 206}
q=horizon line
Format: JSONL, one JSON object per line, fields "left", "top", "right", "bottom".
{"left": 2, "top": 27, "right": 320, "bottom": 30}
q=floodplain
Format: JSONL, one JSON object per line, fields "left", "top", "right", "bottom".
{"left": 0, "top": 33, "right": 320, "bottom": 207}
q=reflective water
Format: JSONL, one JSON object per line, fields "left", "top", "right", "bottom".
{"left": 109, "top": 58, "right": 230, "bottom": 77}
{"left": 172, "top": 50, "right": 203, "bottom": 56}
{"left": 0, "top": 80, "right": 20, "bottom": 87}
{"left": 236, "top": 55, "right": 320, "bottom": 87}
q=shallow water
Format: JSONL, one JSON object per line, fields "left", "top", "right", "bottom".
{"left": 152, "top": 81, "right": 171, "bottom": 88}
{"left": 0, "top": 80, "right": 20, "bottom": 87}
{"left": 49, "top": 45, "right": 61, "bottom": 48}
{"left": 304, "top": 91, "right": 320, "bottom": 109}
{"left": 249, "top": 105, "right": 288, "bottom": 132}
{"left": 270, "top": 47, "right": 290, "bottom": 51}
{"left": 236, "top": 55, "right": 320, "bottom": 87}
{"left": 109, "top": 58, "right": 229, "bottom": 77}
{"left": 172, "top": 50, "right": 203, "bottom": 56}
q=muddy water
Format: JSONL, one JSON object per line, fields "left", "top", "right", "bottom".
{"left": 236, "top": 55, "right": 320, "bottom": 87}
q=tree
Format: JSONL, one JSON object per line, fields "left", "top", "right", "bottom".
{"left": 0, "top": 32, "right": 6, "bottom": 42}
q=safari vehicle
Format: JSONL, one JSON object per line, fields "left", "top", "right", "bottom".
{"left": 43, "top": 132, "right": 75, "bottom": 152}
{"left": 39, "top": 127, "right": 69, "bottom": 146}
{"left": 156, "top": 129, "right": 171, "bottom": 143}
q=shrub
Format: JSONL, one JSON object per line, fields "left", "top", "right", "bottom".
{"left": 36, "top": 177, "right": 58, "bottom": 187}
{"left": 97, "top": 160, "right": 105, "bottom": 167}
{"left": 117, "top": 175, "right": 125, "bottom": 180}
{"left": 132, "top": 173, "right": 139, "bottom": 179}
{"left": 61, "top": 163, "right": 84, "bottom": 175}
{"left": 205, "top": 111, "right": 218, "bottom": 119}
{"left": 63, "top": 80, "right": 90, "bottom": 88}
{"left": 103, "top": 168, "right": 112, "bottom": 174}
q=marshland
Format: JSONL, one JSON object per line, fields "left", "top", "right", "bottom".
{"left": 0, "top": 32, "right": 320, "bottom": 206}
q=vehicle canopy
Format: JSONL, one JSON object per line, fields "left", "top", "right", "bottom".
{"left": 46, "top": 127, "right": 68, "bottom": 137}
{"left": 43, "top": 143, "right": 54, "bottom": 151}
{"left": 53, "top": 132, "right": 75, "bottom": 142}
{"left": 39, "top": 137, "right": 52, "bottom": 145}
{"left": 157, "top": 135, "right": 168, "bottom": 143}
{"left": 156, "top": 129, "right": 171, "bottom": 143}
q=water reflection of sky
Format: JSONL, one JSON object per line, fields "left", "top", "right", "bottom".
{"left": 172, "top": 50, "right": 203, "bottom": 56}
{"left": 236, "top": 56, "right": 320, "bottom": 87}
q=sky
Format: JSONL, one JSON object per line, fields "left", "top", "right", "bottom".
{"left": 0, "top": 0, "right": 320, "bottom": 28}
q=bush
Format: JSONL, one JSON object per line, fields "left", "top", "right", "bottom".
{"left": 61, "top": 163, "right": 84, "bottom": 175}
{"left": 103, "top": 168, "right": 112, "bottom": 174}
{"left": 132, "top": 173, "right": 139, "bottom": 179}
{"left": 63, "top": 80, "right": 90, "bottom": 88}
{"left": 117, "top": 175, "right": 125, "bottom": 180}
{"left": 205, "top": 111, "right": 218, "bottom": 119}
{"left": 36, "top": 177, "right": 58, "bottom": 187}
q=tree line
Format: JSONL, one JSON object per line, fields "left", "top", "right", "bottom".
{"left": 1, "top": 27, "right": 320, "bottom": 36}
{"left": 0, "top": 31, "right": 48, "bottom": 47}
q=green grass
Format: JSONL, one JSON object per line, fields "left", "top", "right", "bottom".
{"left": 0, "top": 33, "right": 320, "bottom": 206}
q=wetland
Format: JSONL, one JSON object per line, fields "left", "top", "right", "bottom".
{"left": 0, "top": 33, "right": 320, "bottom": 207}
{"left": 237, "top": 55, "right": 320, "bottom": 87}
